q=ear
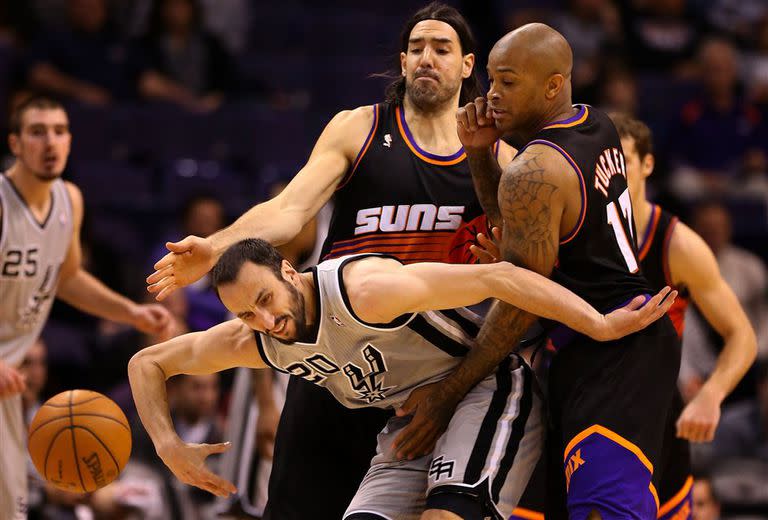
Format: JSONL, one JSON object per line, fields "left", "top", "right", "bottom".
{"left": 642, "top": 153, "right": 655, "bottom": 179}
{"left": 545, "top": 74, "right": 565, "bottom": 100}
{"left": 8, "top": 134, "right": 19, "bottom": 157}
{"left": 280, "top": 259, "right": 298, "bottom": 282}
{"left": 462, "top": 53, "right": 475, "bottom": 79}
{"left": 400, "top": 51, "right": 407, "bottom": 77}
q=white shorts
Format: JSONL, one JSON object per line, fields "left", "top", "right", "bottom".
{"left": 1, "top": 394, "right": 28, "bottom": 519}
{"left": 344, "top": 357, "right": 544, "bottom": 520}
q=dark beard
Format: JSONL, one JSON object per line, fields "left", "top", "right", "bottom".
{"left": 405, "top": 78, "right": 457, "bottom": 113}
{"left": 275, "top": 280, "right": 313, "bottom": 344}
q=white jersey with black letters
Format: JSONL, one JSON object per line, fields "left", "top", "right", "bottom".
{"left": 255, "top": 254, "right": 482, "bottom": 410}
{"left": 0, "top": 174, "right": 73, "bottom": 366}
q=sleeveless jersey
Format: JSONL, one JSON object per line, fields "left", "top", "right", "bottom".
{"left": 255, "top": 255, "right": 483, "bottom": 409}
{"left": 520, "top": 105, "right": 650, "bottom": 312}
{"left": 321, "top": 102, "right": 494, "bottom": 265}
{"left": 638, "top": 204, "right": 690, "bottom": 337}
{"left": 0, "top": 174, "right": 73, "bottom": 366}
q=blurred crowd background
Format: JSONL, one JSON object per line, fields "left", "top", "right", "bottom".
{"left": 2, "top": 0, "right": 768, "bottom": 518}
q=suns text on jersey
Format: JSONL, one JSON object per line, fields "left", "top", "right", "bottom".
{"left": 354, "top": 204, "right": 465, "bottom": 235}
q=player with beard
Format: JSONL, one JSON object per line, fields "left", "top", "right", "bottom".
{"left": 0, "top": 95, "right": 173, "bottom": 520}
{"left": 145, "top": 4, "right": 518, "bottom": 518}
{"left": 130, "top": 238, "right": 674, "bottom": 519}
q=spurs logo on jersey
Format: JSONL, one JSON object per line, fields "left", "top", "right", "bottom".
{"left": 255, "top": 255, "right": 481, "bottom": 409}
{"left": 18, "top": 264, "right": 60, "bottom": 331}
{"left": 343, "top": 345, "right": 392, "bottom": 404}
{"left": 354, "top": 204, "right": 465, "bottom": 235}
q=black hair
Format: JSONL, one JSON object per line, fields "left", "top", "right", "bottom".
{"left": 8, "top": 94, "right": 66, "bottom": 135}
{"left": 381, "top": 2, "right": 482, "bottom": 106}
{"left": 211, "top": 238, "right": 285, "bottom": 290}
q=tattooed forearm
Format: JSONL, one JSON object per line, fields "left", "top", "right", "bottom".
{"left": 467, "top": 147, "right": 503, "bottom": 227}
{"left": 437, "top": 147, "right": 563, "bottom": 402}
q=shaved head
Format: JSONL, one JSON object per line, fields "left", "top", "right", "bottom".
{"left": 494, "top": 23, "right": 573, "bottom": 81}
{"left": 485, "top": 23, "right": 576, "bottom": 146}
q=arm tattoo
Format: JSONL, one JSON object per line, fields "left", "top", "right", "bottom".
{"left": 467, "top": 148, "right": 503, "bottom": 227}
{"left": 440, "top": 149, "right": 561, "bottom": 403}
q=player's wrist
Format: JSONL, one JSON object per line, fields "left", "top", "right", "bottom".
{"left": 698, "top": 382, "right": 726, "bottom": 405}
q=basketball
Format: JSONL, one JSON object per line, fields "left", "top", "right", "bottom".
{"left": 27, "top": 390, "right": 132, "bottom": 493}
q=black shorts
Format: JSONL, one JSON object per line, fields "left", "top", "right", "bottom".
{"left": 262, "top": 376, "right": 392, "bottom": 520}
{"left": 545, "top": 316, "right": 681, "bottom": 520}
{"left": 657, "top": 389, "right": 693, "bottom": 519}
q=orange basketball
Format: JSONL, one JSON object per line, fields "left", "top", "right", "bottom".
{"left": 28, "top": 390, "right": 132, "bottom": 493}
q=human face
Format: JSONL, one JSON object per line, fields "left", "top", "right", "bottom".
{"left": 486, "top": 44, "right": 546, "bottom": 144}
{"left": 620, "top": 137, "right": 652, "bottom": 199}
{"left": 219, "top": 262, "right": 310, "bottom": 343}
{"left": 692, "top": 479, "right": 720, "bottom": 520}
{"left": 184, "top": 199, "right": 224, "bottom": 238}
{"left": 401, "top": 20, "right": 473, "bottom": 111}
{"left": 9, "top": 108, "right": 71, "bottom": 182}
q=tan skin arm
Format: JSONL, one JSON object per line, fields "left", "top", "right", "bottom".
{"left": 393, "top": 144, "right": 581, "bottom": 459}
{"left": 147, "top": 106, "right": 374, "bottom": 300}
{"left": 669, "top": 223, "right": 757, "bottom": 442}
{"left": 346, "top": 257, "right": 674, "bottom": 342}
{"left": 55, "top": 182, "right": 173, "bottom": 339}
{"left": 128, "top": 319, "right": 265, "bottom": 497}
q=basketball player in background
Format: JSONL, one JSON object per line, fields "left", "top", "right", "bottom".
{"left": 396, "top": 24, "right": 679, "bottom": 519}
{"left": 131, "top": 238, "right": 674, "bottom": 519}
{"left": 613, "top": 113, "right": 755, "bottom": 519}
{"left": 145, "top": 4, "right": 520, "bottom": 518}
{"left": 0, "top": 95, "right": 173, "bottom": 520}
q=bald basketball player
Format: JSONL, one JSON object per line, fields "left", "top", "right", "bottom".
{"left": 396, "top": 24, "right": 681, "bottom": 519}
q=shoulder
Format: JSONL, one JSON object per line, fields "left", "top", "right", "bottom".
{"left": 341, "top": 255, "right": 402, "bottom": 291}
{"left": 668, "top": 221, "right": 718, "bottom": 284}
{"left": 62, "top": 181, "right": 84, "bottom": 222}
{"left": 321, "top": 105, "right": 378, "bottom": 154}
{"left": 340, "top": 255, "right": 403, "bottom": 322}
{"left": 501, "top": 143, "right": 579, "bottom": 194}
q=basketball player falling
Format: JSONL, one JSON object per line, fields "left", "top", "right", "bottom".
{"left": 130, "top": 238, "right": 674, "bottom": 519}
{"left": 0, "top": 96, "right": 173, "bottom": 520}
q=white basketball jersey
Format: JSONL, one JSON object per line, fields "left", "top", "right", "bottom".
{"left": 0, "top": 174, "right": 73, "bottom": 366}
{"left": 256, "top": 255, "right": 483, "bottom": 409}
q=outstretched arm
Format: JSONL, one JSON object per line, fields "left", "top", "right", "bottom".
{"left": 56, "top": 182, "right": 173, "bottom": 339}
{"left": 128, "top": 319, "right": 264, "bottom": 496}
{"left": 147, "top": 106, "right": 375, "bottom": 300}
{"left": 348, "top": 258, "right": 674, "bottom": 341}
{"left": 393, "top": 145, "right": 576, "bottom": 459}
{"left": 672, "top": 223, "right": 757, "bottom": 442}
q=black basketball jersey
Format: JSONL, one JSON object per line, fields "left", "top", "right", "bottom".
{"left": 638, "top": 204, "right": 689, "bottom": 337}
{"left": 321, "top": 102, "right": 493, "bottom": 265}
{"left": 520, "top": 105, "right": 649, "bottom": 311}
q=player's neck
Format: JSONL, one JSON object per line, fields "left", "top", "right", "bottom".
{"left": 298, "top": 272, "right": 318, "bottom": 331}
{"left": 402, "top": 96, "right": 463, "bottom": 154}
{"left": 5, "top": 163, "right": 54, "bottom": 214}
{"left": 633, "top": 191, "right": 653, "bottom": 240}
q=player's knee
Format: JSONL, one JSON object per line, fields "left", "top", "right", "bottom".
{"left": 420, "top": 509, "right": 463, "bottom": 520}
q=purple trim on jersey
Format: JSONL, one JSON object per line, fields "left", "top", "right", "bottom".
{"left": 565, "top": 434, "right": 656, "bottom": 519}
{"left": 638, "top": 205, "right": 659, "bottom": 255}
{"left": 398, "top": 106, "right": 464, "bottom": 161}
{"left": 548, "top": 293, "right": 651, "bottom": 349}
{"left": 658, "top": 486, "right": 692, "bottom": 520}
{"left": 545, "top": 104, "right": 587, "bottom": 127}
{"left": 519, "top": 139, "right": 587, "bottom": 245}
{"left": 353, "top": 104, "right": 379, "bottom": 169}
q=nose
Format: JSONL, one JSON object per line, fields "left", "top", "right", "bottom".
{"left": 419, "top": 46, "right": 435, "bottom": 68}
{"left": 487, "top": 84, "right": 499, "bottom": 101}
{"left": 254, "top": 307, "right": 276, "bottom": 331}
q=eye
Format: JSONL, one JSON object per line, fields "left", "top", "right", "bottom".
{"left": 241, "top": 312, "right": 254, "bottom": 320}
{"left": 437, "top": 48, "right": 449, "bottom": 55}
{"left": 262, "top": 293, "right": 272, "bottom": 304}
{"left": 410, "top": 47, "right": 423, "bottom": 54}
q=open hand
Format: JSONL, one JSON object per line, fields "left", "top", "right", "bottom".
{"left": 147, "top": 236, "right": 215, "bottom": 301}
{"left": 158, "top": 440, "right": 236, "bottom": 497}
{"left": 596, "top": 287, "right": 677, "bottom": 341}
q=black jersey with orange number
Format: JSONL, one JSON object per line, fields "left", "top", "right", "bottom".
{"left": 638, "top": 204, "right": 690, "bottom": 338}
{"left": 320, "top": 102, "right": 494, "bottom": 265}
{"left": 519, "top": 105, "right": 650, "bottom": 312}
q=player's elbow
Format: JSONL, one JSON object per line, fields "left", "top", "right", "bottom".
{"left": 128, "top": 349, "right": 168, "bottom": 384}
